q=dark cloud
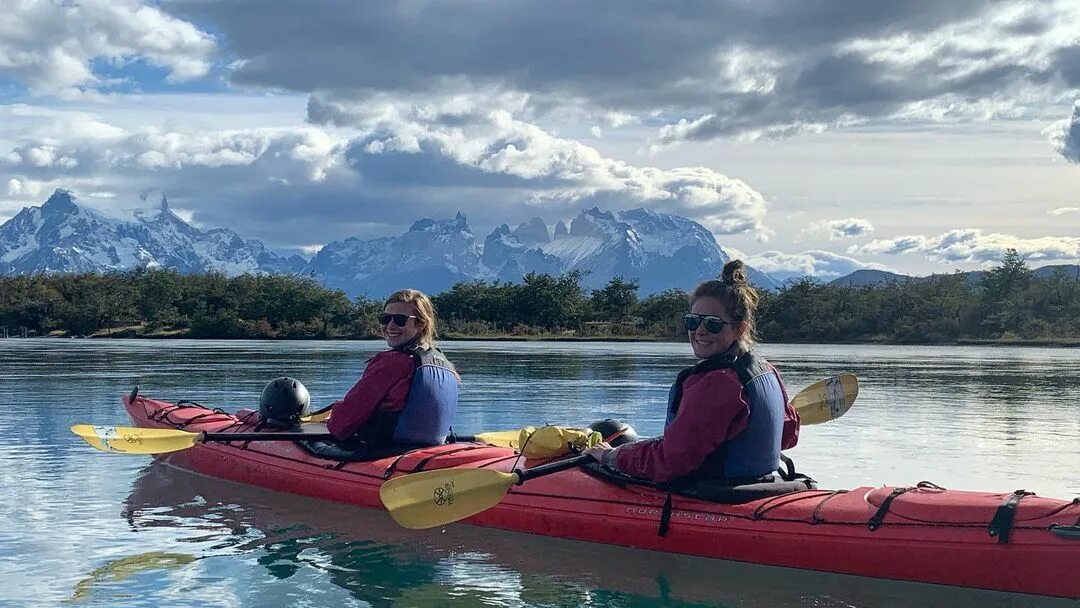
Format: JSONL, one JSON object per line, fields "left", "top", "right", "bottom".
{"left": 167, "top": 0, "right": 1076, "bottom": 143}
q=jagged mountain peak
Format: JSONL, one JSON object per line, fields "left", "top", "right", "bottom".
{"left": 409, "top": 211, "right": 471, "bottom": 234}
{"left": 309, "top": 206, "right": 776, "bottom": 296}
{"left": 512, "top": 217, "right": 550, "bottom": 246}
{"left": 0, "top": 190, "right": 305, "bottom": 276}
{"left": 42, "top": 188, "right": 78, "bottom": 214}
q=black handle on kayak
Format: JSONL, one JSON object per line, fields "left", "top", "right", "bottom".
{"left": 514, "top": 454, "right": 595, "bottom": 484}
{"left": 202, "top": 432, "right": 335, "bottom": 442}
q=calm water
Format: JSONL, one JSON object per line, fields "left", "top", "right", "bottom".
{"left": 1, "top": 339, "right": 1078, "bottom": 607}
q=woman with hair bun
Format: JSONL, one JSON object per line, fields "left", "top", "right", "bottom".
{"left": 327, "top": 289, "right": 460, "bottom": 453}
{"left": 584, "top": 260, "right": 799, "bottom": 484}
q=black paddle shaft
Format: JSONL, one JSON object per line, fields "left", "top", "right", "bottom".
{"left": 201, "top": 432, "right": 334, "bottom": 442}
{"left": 514, "top": 454, "right": 595, "bottom": 484}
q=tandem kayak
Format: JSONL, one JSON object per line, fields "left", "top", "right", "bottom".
{"left": 122, "top": 393, "right": 1080, "bottom": 599}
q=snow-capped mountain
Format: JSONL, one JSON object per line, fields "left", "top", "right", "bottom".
{"left": 306, "top": 212, "right": 490, "bottom": 298}
{"left": 310, "top": 206, "right": 777, "bottom": 297}
{"left": 0, "top": 189, "right": 306, "bottom": 276}
{"left": 505, "top": 207, "right": 776, "bottom": 293}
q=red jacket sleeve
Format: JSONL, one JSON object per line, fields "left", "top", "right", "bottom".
{"left": 613, "top": 370, "right": 749, "bottom": 483}
{"left": 327, "top": 350, "right": 415, "bottom": 440}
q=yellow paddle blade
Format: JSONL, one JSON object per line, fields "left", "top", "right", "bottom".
{"left": 69, "top": 425, "right": 200, "bottom": 454}
{"left": 790, "top": 373, "right": 859, "bottom": 425}
{"left": 471, "top": 430, "right": 520, "bottom": 448}
{"left": 379, "top": 467, "right": 519, "bottom": 529}
{"left": 300, "top": 409, "right": 331, "bottom": 423}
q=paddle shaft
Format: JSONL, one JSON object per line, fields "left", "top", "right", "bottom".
{"left": 201, "top": 432, "right": 334, "bottom": 442}
{"left": 514, "top": 454, "right": 594, "bottom": 483}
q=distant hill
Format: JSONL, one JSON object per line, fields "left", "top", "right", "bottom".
{"left": 830, "top": 265, "right": 1080, "bottom": 287}
{"left": 828, "top": 269, "right": 916, "bottom": 287}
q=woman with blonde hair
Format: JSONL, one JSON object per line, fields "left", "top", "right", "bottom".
{"left": 584, "top": 260, "right": 799, "bottom": 483}
{"left": 327, "top": 289, "right": 460, "bottom": 453}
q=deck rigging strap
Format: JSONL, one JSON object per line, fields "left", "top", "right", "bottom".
{"left": 988, "top": 490, "right": 1035, "bottom": 544}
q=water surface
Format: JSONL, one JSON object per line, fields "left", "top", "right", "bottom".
{"left": 1, "top": 339, "right": 1077, "bottom": 606}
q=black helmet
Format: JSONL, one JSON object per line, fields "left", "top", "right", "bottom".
{"left": 259, "top": 377, "right": 311, "bottom": 429}
{"left": 588, "top": 418, "right": 639, "bottom": 446}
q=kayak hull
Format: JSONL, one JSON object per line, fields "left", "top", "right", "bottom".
{"left": 124, "top": 395, "right": 1080, "bottom": 598}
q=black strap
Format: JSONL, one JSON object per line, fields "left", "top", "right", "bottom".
{"left": 658, "top": 492, "right": 674, "bottom": 537}
{"left": 382, "top": 451, "right": 412, "bottom": 480}
{"left": 868, "top": 487, "right": 911, "bottom": 531}
{"left": 411, "top": 445, "right": 478, "bottom": 473}
{"left": 778, "top": 454, "right": 796, "bottom": 481}
{"left": 810, "top": 490, "right": 849, "bottom": 524}
{"left": 988, "top": 490, "right": 1034, "bottom": 544}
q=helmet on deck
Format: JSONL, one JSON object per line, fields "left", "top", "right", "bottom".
{"left": 588, "top": 418, "right": 639, "bottom": 446}
{"left": 259, "top": 377, "right": 311, "bottom": 429}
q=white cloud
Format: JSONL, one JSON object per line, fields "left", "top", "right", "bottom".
{"left": 0, "top": 0, "right": 216, "bottom": 95}
{"left": 806, "top": 217, "right": 875, "bottom": 240}
{"left": 1045, "top": 101, "right": 1080, "bottom": 163}
{"left": 851, "top": 229, "right": 1080, "bottom": 264}
{"left": 4, "top": 124, "right": 342, "bottom": 180}
{"left": 1, "top": 92, "right": 773, "bottom": 246}
{"left": 747, "top": 249, "right": 892, "bottom": 282}
{"left": 311, "top": 94, "right": 772, "bottom": 238}
{"left": 1049, "top": 206, "right": 1079, "bottom": 215}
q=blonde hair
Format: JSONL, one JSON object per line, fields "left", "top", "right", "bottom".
{"left": 690, "top": 260, "right": 760, "bottom": 352}
{"left": 385, "top": 288, "right": 438, "bottom": 348}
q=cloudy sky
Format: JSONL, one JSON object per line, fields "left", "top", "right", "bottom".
{"left": 2, "top": 0, "right": 1079, "bottom": 279}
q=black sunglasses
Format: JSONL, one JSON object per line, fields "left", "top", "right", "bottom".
{"left": 378, "top": 313, "right": 419, "bottom": 327}
{"left": 683, "top": 313, "right": 738, "bottom": 334}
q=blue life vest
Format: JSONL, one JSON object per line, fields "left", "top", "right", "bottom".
{"left": 355, "top": 345, "right": 459, "bottom": 448}
{"left": 665, "top": 351, "right": 785, "bottom": 481}
{"left": 392, "top": 346, "right": 459, "bottom": 445}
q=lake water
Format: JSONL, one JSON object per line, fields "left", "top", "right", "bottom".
{"left": 1, "top": 339, "right": 1078, "bottom": 607}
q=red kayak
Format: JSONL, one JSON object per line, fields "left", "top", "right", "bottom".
{"left": 124, "top": 393, "right": 1080, "bottom": 599}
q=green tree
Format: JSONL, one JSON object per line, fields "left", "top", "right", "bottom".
{"left": 636, "top": 289, "right": 688, "bottom": 337}
{"left": 589, "top": 276, "right": 639, "bottom": 322}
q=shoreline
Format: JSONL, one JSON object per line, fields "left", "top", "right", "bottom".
{"left": 6, "top": 330, "right": 1078, "bottom": 347}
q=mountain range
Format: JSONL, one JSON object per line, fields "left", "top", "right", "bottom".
{"left": 4, "top": 190, "right": 1073, "bottom": 299}
{"left": 0, "top": 190, "right": 776, "bottom": 297}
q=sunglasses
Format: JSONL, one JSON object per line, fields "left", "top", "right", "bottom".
{"left": 378, "top": 313, "right": 419, "bottom": 327}
{"left": 683, "top": 313, "right": 738, "bottom": 334}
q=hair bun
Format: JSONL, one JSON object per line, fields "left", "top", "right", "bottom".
{"left": 722, "top": 259, "right": 747, "bottom": 286}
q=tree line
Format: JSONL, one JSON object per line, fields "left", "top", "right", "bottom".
{"left": 0, "top": 250, "right": 1076, "bottom": 343}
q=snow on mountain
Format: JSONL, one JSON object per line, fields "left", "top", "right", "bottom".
{"left": 0, "top": 189, "right": 306, "bottom": 276}
{"left": 307, "top": 212, "right": 490, "bottom": 298}
{"left": 312, "top": 206, "right": 777, "bottom": 297}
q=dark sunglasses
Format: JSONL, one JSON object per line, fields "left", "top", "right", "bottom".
{"left": 683, "top": 313, "right": 738, "bottom": 334}
{"left": 378, "top": 313, "right": 419, "bottom": 327}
